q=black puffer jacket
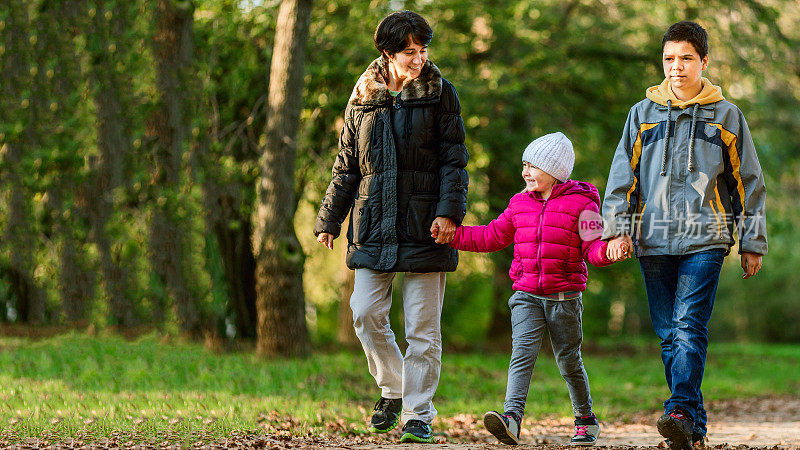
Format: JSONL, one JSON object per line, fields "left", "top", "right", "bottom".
{"left": 314, "top": 57, "right": 469, "bottom": 272}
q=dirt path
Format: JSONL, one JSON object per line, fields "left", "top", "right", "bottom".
{"left": 3, "top": 397, "right": 797, "bottom": 449}
{"left": 256, "top": 396, "right": 799, "bottom": 449}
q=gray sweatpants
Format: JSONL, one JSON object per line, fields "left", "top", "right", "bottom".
{"left": 350, "top": 268, "right": 446, "bottom": 424}
{"left": 504, "top": 290, "right": 593, "bottom": 418}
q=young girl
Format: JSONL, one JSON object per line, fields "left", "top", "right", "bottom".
{"left": 436, "top": 132, "right": 623, "bottom": 446}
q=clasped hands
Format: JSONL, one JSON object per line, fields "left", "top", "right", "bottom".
{"left": 606, "top": 235, "right": 633, "bottom": 262}
{"left": 430, "top": 217, "right": 456, "bottom": 244}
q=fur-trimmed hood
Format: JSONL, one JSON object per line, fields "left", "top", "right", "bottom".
{"left": 349, "top": 57, "right": 442, "bottom": 106}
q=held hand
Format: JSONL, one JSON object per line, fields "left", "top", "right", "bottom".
{"left": 618, "top": 242, "right": 629, "bottom": 261}
{"left": 606, "top": 235, "right": 633, "bottom": 262}
{"left": 619, "top": 234, "right": 633, "bottom": 260}
{"left": 741, "top": 251, "right": 762, "bottom": 279}
{"left": 431, "top": 216, "right": 456, "bottom": 244}
{"left": 606, "top": 238, "right": 621, "bottom": 261}
{"left": 317, "top": 232, "right": 334, "bottom": 250}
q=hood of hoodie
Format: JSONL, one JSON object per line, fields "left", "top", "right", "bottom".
{"left": 645, "top": 77, "right": 724, "bottom": 109}
{"left": 533, "top": 180, "right": 600, "bottom": 205}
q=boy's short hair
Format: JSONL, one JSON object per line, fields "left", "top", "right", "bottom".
{"left": 662, "top": 21, "right": 708, "bottom": 59}
{"left": 374, "top": 11, "right": 433, "bottom": 58}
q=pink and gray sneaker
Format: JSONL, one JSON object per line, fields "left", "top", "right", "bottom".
{"left": 571, "top": 413, "right": 601, "bottom": 446}
{"left": 483, "top": 410, "right": 521, "bottom": 445}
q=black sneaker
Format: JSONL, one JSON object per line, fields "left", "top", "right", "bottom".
{"left": 692, "top": 431, "right": 707, "bottom": 448}
{"left": 571, "top": 413, "right": 601, "bottom": 446}
{"left": 483, "top": 410, "right": 521, "bottom": 445}
{"left": 368, "top": 397, "right": 402, "bottom": 433}
{"left": 399, "top": 419, "right": 434, "bottom": 443}
{"left": 657, "top": 408, "right": 694, "bottom": 450}
{"left": 664, "top": 431, "right": 707, "bottom": 449}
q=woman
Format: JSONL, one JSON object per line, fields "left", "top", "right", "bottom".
{"left": 314, "top": 10, "right": 468, "bottom": 444}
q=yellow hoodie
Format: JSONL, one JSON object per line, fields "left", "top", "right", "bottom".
{"left": 645, "top": 77, "right": 724, "bottom": 109}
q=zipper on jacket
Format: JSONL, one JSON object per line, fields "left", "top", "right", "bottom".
{"left": 538, "top": 199, "right": 547, "bottom": 293}
{"left": 666, "top": 116, "right": 674, "bottom": 254}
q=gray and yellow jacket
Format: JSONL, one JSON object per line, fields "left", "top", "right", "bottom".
{"left": 602, "top": 78, "right": 767, "bottom": 256}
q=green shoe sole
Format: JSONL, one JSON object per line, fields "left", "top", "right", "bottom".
{"left": 368, "top": 417, "right": 399, "bottom": 433}
{"left": 399, "top": 432, "right": 434, "bottom": 443}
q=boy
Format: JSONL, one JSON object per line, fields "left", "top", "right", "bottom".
{"left": 601, "top": 21, "right": 767, "bottom": 449}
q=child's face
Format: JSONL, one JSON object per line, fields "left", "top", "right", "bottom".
{"left": 662, "top": 40, "right": 708, "bottom": 95}
{"left": 522, "top": 162, "right": 557, "bottom": 193}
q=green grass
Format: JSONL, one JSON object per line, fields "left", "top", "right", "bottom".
{"left": 0, "top": 333, "right": 798, "bottom": 445}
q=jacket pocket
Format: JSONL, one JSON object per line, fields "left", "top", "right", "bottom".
{"left": 351, "top": 198, "right": 370, "bottom": 245}
{"left": 509, "top": 258, "right": 523, "bottom": 282}
{"left": 701, "top": 123, "right": 725, "bottom": 168}
{"left": 407, "top": 195, "right": 438, "bottom": 244}
{"left": 694, "top": 142, "right": 723, "bottom": 175}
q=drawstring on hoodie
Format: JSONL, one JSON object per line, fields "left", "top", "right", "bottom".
{"left": 660, "top": 101, "right": 700, "bottom": 176}
{"left": 648, "top": 78, "right": 724, "bottom": 176}
{"left": 660, "top": 100, "right": 672, "bottom": 176}
{"left": 687, "top": 103, "right": 699, "bottom": 172}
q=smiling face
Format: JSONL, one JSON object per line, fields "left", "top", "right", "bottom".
{"left": 386, "top": 38, "right": 428, "bottom": 82}
{"left": 522, "top": 162, "right": 557, "bottom": 195}
{"left": 662, "top": 40, "right": 708, "bottom": 101}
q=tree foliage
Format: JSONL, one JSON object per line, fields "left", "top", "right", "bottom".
{"left": 0, "top": 0, "right": 797, "bottom": 344}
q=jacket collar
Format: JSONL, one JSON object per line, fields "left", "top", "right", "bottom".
{"left": 528, "top": 181, "right": 570, "bottom": 201}
{"left": 527, "top": 180, "right": 599, "bottom": 203}
{"left": 654, "top": 102, "right": 716, "bottom": 120}
{"left": 349, "top": 57, "right": 442, "bottom": 106}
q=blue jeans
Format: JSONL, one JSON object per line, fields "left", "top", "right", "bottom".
{"left": 639, "top": 249, "right": 726, "bottom": 437}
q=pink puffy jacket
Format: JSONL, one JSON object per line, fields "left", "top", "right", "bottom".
{"left": 450, "top": 180, "right": 612, "bottom": 295}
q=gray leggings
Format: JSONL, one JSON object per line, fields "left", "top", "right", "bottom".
{"left": 504, "top": 290, "right": 593, "bottom": 418}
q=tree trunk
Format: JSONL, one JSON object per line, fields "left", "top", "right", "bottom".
{"left": 3, "top": 183, "right": 45, "bottom": 323}
{"left": 43, "top": 0, "right": 97, "bottom": 324}
{"left": 196, "top": 135, "right": 258, "bottom": 339}
{"left": 253, "top": 0, "right": 313, "bottom": 357}
{"left": 147, "top": 0, "right": 204, "bottom": 337}
{"left": 217, "top": 218, "right": 258, "bottom": 339}
{"left": 86, "top": 0, "right": 139, "bottom": 328}
{"left": 196, "top": 35, "right": 266, "bottom": 342}
{"left": 0, "top": 0, "right": 46, "bottom": 323}
{"left": 202, "top": 177, "right": 258, "bottom": 339}
{"left": 48, "top": 188, "right": 94, "bottom": 324}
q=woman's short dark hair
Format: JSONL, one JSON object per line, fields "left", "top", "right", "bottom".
{"left": 374, "top": 11, "right": 433, "bottom": 58}
{"left": 662, "top": 21, "right": 708, "bottom": 59}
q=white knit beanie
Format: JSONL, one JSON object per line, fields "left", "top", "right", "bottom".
{"left": 521, "top": 132, "right": 575, "bottom": 182}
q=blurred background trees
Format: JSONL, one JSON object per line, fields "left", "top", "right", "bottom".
{"left": 0, "top": 0, "right": 798, "bottom": 353}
